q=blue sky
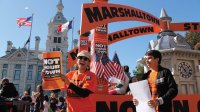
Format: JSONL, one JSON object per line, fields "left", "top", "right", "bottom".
{"left": 0, "top": 0, "right": 199, "bottom": 75}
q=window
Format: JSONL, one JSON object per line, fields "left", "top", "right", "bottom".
{"left": 53, "top": 47, "right": 61, "bottom": 51}
{"left": 53, "top": 37, "right": 61, "bottom": 43}
{"left": 17, "top": 54, "right": 21, "bottom": 57}
{"left": 27, "top": 71, "right": 32, "bottom": 80}
{"left": 2, "top": 70, "right": 7, "bottom": 78}
{"left": 3, "top": 64, "right": 8, "bottom": 68}
{"left": 37, "top": 66, "right": 43, "bottom": 81}
{"left": 37, "top": 72, "right": 42, "bottom": 81}
{"left": 14, "top": 64, "right": 21, "bottom": 80}
{"left": 58, "top": 37, "right": 61, "bottom": 43}
{"left": 2, "top": 64, "right": 8, "bottom": 78}
{"left": 14, "top": 70, "right": 21, "bottom": 80}
{"left": 28, "top": 65, "right": 33, "bottom": 69}
{"left": 53, "top": 48, "right": 56, "bottom": 51}
{"left": 54, "top": 37, "right": 57, "bottom": 43}
{"left": 14, "top": 84, "right": 19, "bottom": 92}
{"left": 15, "top": 64, "right": 21, "bottom": 69}
{"left": 27, "top": 65, "right": 33, "bottom": 80}
{"left": 57, "top": 15, "right": 61, "bottom": 20}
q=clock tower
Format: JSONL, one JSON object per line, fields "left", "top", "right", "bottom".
{"left": 139, "top": 9, "right": 200, "bottom": 94}
{"left": 46, "top": 0, "right": 68, "bottom": 54}
{"left": 46, "top": 0, "right": 69, "bottom": 74}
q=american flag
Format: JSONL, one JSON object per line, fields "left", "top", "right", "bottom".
{"left": 16, "top": 16, "right": 32, "bottom": 28}
{"left": 101, "top": 53, "right": 117, "bottom": 80}
{"left": 112, "top": 52, "right": 125, "bottom": 81}
{"left": 91, "top": 54, "right": 104, "bottom": 78}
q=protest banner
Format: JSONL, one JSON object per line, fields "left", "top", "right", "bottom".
{"left": 42, "top": 51, "right": 65, "bottom": 90}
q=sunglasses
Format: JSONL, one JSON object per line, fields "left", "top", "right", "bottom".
{"left": 77, "top": 56, "right": 89, "bottom": 61}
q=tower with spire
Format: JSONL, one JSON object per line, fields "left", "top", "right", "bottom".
{"left": 46, "top": 0, "right": 69, "bottom": 75}
{"left": 46, "top": 0, "right": 69, "bottom": 54}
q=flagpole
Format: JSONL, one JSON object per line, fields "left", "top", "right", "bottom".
{"left": 71, "top": 17, "right": 75, "bottom": 50}
{"left": 24, "top": 13, "right": 34, "bottom": 93}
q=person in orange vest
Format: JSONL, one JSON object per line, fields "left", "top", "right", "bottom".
{"left": 42, "top": 50, "right": 97, "bottom": 112}
{"left": 133, "top": 50, "right": 178, "bottom": 112}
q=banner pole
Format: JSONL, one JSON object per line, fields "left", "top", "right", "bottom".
{"left": 24, "top": 13, "right": 34, "bottom": 93}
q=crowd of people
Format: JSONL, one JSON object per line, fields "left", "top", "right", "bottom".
{"left": 0, "top": 78, "right": 66, "bottom": 112}
{"left": 0, "top": 50, "right": 178, "bottom": 112}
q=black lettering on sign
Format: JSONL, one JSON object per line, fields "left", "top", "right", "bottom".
{"left": 69, "top": 49, "right": 78, "bottom": 60}
{"left": 119, "top": 101, "right": 136, "bottom": 112}
{"left": 184, "top": 23, "right": 190, "bottom": 30}
{"left": 96, "top": 24, "right": 107, "bottom": 34}
{"left": 173, "top": 100, "right": 189, "bottom": 112}
{"left": 84, "top": 6, "right": 160, "bottom": 25}
{"left": 43, "top": 58, "right": 60, "bottom": 65}
{"left": 80, "top": 40, "right": 88, "bottom": 46}
{"left": 184, "top": 23, "right": 200, "bottom": 30}
{"left": 102, "top": 7, "right": 113, "bottom": 19}
{"left": 96, "top": 101, "right": 117, "bottom": 112}
{"left": 95, "top": 43, "right": 107, "bottom": 54}
{"left": 108, "top": 26, "right": 154, "bottom": 43}
{"left": 43, "top": 57, "right": 61, "bottom": 77}
{"left": 84, "top": 7, "right": 103, "bottom": 23}
{"left": 192, "top": 23, "right": 199, "bottom": 30}
{"left": 110, "top": 7, "right": 120, "bottom": 17}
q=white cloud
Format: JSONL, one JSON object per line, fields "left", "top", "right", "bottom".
{"left": 25, "top": 6, "right": 29, "bottom": 10}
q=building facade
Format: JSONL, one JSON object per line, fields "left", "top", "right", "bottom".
{"left": 0, "top": 0, "right": 69, "bottom": 95}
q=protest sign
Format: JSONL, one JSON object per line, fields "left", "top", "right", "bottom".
{"left": 42, "top": 51, "right": 65, "bottom": 90}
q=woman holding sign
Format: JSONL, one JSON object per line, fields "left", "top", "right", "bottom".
{"left": 42, "top": 50, "right": 97, "bottom": 112}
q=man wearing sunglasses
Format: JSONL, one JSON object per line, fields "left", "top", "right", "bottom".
{"left": 60, "top": 50, "right": 97, "bottom": 112}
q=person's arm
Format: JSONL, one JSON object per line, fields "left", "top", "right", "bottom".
{"left": 159, "top": 69, "right": 178, "bottom": 105}
{"left": 68, "top": 83, "right": 93, "bottom": 97}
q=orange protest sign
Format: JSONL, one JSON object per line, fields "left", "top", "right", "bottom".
{"left": 67, "top": 47, "right": 78, "bottom": 70}
{"left": 42, "top": 51, "right": 65, "bottom": 90}
{"left": 80, "top": 3, "right": 163, "bottom": 34}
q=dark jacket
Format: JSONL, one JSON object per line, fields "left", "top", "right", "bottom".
{"left": 21, "top": 95, "right": 32, "bottom": 103}
{"left": 50, "top": 97, "right": 58, "bottom": 111}
{"left": 142, "top": 65, "right": 178, "bottom": 112}
{"left": 34, "top": 93, "right": 44, "bottom": 111}
{"left": 0, "top": 83, "right": 19, "bottom": 98}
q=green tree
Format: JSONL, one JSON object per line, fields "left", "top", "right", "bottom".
{"left": 133, "top": 64, "right": 144, "bottom": 80}
{"left": 184, "top": 32, "right": 200, "bottom": 49}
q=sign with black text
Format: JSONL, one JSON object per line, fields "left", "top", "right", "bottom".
{"left": 42, "top": 51, "right": 65, "bottom": 90}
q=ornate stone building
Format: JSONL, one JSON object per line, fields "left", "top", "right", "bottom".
{"left": 0, "top": 37, "right": 43, "bottom": 95}
{"left": 0, "top": 0, "right": 69, "bottom": 95}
